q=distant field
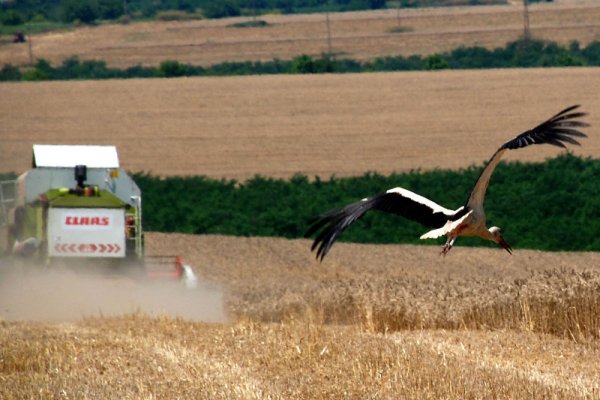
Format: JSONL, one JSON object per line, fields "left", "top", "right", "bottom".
{"left": 0, "top": 1, "right": 599, "bottom": 68}
{"left": 1, "top": 234, "right": 599, "bottom": 398}
{"left": 1, "top": 67, "right": 599, "bottom": 180}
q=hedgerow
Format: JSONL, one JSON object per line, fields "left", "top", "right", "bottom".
{"left": 134, "top": 154, "right": 600, "bottom": 251}
{"left": 2, "top": 39, "right": 600, "bottom": 81}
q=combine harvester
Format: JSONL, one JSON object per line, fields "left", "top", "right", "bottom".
{"left": 0, "top": 144, "right": 197, "bottom": 288}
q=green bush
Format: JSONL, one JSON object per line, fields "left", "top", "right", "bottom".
{"left": 202, "top": 1, "right": 241, "bottom": 18}
{"left": 22, "top": 68, "right": 49, "bottom": 81}
{"left": 291, "top": 54, "right": 317, "bottom": 73}
{"left": 29, "top": 14, "right": 49, "bottom": 24}
{"left": 62, "top": 0, "right": 100, "bottom": 24}
{"left": 581, "top": 42, "right": 600, "bottom": 65}
{"left": 0, "top": 64, "right": 21, "bottom": 81}
{"left": 0, "top": 10, "right": 25, "bottom": 26}
{"left": 158, "top": 60, "right": 191, "bottom": 77}
{"left": 20, "top": 59, "right": 52, "bottom": 81}
{"left": 99, "top": 0, "right": 125, "bottom": 19}
{"left": 424, "top": 54, "right": 448, "bottom": 70}
{"left": 3, "top": 39, "right": 600, "bottom": 81}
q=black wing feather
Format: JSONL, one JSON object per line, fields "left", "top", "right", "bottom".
{"left": 467, "top": 104, "right": 589, "bottom": 209}
{"left": 501, "top": 105, "right": 589, "bottom": 150}
{"left": 305, "top": 190, "right": 457, "bottom": 261}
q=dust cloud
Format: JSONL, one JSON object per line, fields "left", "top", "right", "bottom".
{"left": 0, "top": 261, "right": 225, "bottom": 323}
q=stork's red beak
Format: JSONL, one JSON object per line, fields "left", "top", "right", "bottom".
{"left": 498, "top": 238, "right": 512, "bottom": 255}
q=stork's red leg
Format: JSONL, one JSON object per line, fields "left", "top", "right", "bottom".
{"left": 440, "top": 236, "right": 457, "bottom": 257}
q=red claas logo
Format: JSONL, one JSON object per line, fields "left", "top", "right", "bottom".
{"left": 65, "top": 216, "right": 110, "bottom": 226}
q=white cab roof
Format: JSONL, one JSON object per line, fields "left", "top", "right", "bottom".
{"left": 33, "top": 144, "right": 120, "bottom": 168}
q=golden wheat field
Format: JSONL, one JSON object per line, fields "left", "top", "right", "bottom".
{"left": 1, "top": 234, "right": 599, "bottom": 399}
{"left": 2, "top": 2, "right": 600, "bottom": 398}
{"left": 1, "top": 1, "right": 599, "bottom": 68}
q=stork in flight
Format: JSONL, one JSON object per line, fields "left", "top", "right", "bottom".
{"left": 305, "top": 105, "right": 589, "bottom": 260}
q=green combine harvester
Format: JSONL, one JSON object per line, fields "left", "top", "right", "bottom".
{"left": 0, "top": 144, "right": 197, "bottom": 287}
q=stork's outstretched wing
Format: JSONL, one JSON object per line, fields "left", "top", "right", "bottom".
{"left": 502, "top": 105, "right": 589, "bottom": 150}
{"left": 305, "top": 187, "right": 461, "bottom": 261}
{"left": 466, "top": 105, "right": 589, "bottom": 209}
{"left": 306, "top": 105, "right": 589, "bottom": 261}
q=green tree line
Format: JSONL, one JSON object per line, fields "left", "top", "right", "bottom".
{"left": 1, "top": 0, "right": 502, "bottom": 27}
{"left": 133, "top": 154, "right": 600, "bottom": 252}
{"left": 2, "top": 38, "right": 599, "bottom": 81}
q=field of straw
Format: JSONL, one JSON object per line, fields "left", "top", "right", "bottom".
{"left": 1, "top": 3, "right": 600, "bottom": 398}
{"left": 1, "top": 1, "right": 599, "bottom": 68}
{"left": 1, "top": 234, "right": 599, "bottom": 398}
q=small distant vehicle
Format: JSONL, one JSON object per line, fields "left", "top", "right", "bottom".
{"left": 13, "top": 31, "right": 26, "bottom": 43}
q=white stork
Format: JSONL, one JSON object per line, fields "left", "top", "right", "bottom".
{"left": 305, "top": 105, "right": 589, "bottom": 260}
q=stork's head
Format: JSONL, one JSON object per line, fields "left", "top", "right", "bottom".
{"left": 489, "top": 226, "right": 512, "bottom": 254}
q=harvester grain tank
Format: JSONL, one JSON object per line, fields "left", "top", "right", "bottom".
{"left": 0, "top": 144, "right": 196, "bottom": 287}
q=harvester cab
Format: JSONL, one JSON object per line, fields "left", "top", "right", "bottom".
{"left": 0, "top": 144, "right": 196, "bottom": 288}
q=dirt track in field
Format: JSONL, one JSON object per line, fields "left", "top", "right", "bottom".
{"left": 1, "top": 68, "right": 600, "bottom": 180}
{"left": 1, "top": 1, "right": 599, "bottom": 68}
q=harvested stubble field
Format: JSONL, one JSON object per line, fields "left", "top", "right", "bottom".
{"left": 1, "top": 233, "right": 599, "bottom": 398}
{"left": 1, "top": 1, "right": 599, "bottom": 68}
{"left": 1, "top": 67, "right": 600, "bottom": 180}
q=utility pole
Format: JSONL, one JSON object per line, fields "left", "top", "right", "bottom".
{"left": 325, "top": 12, "right": 333, "bottom": 56}
{"left": 28, "top": 34, "right": 33, "bottom": 66}
{"left": 523, "top": 0, "right": 530, "bottom": 40}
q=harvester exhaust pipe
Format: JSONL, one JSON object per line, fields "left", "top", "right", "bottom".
{"left": 74, "top": 164, "right": 87, "bottom": 189}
